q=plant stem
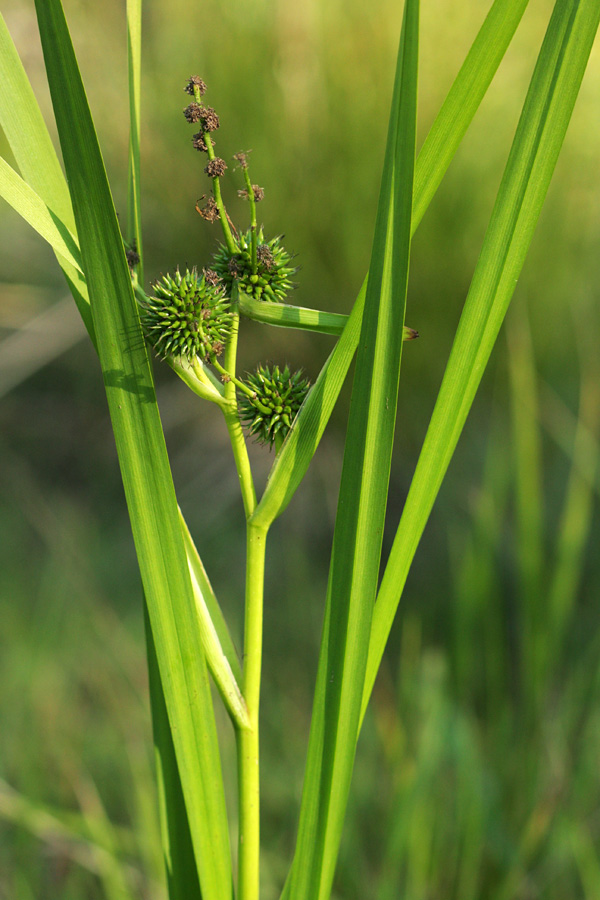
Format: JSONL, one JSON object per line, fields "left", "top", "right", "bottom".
{"left": 242, "top": 165, "right": 258, "bottom": 274}
{"left": 218, "top": 280, "right": 265, "bottom": 898}
{"left": 220, "top": 288, "right": 257, "bottom": 519}
{"left": 237, "top": 520, "right": 267, "bottom": 900}
{"left": 211, "top": 355, "right": 256, "bottom": 401}
{"left": 193, "top": 83, "right": 237, "bottom": 254}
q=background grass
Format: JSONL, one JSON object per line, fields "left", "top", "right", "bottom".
{"left": 1, "top": 0, "right": 599, "bottom": 898}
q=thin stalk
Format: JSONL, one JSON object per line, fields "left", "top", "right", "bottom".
{"left": 168, "top": 356, "right": 226, "bottom": 406}
{"left": 242, "top": 164, "right": 258, "bottom": 273}
{"left": 126, "top": 0, "right": 143, "bottom": 285}
{"left": 217, "top": 278, "right": 265, "bottom": 899}
{"left": 193, "top": 83, "right": 237, "bottom": 254}
{"left": 220, "top": 287, "right": 257, "bottom": 519}
{"left": 211, "top": 355, "right": 257, "bottom": 401}
{"left": 237, "top": 520, "right": 268, "bottom": 900}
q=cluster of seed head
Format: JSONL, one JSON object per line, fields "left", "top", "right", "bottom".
{"left": 238, "top": 364, "right": 310, "bottom": 448}
{"left": 142, "top": 78, "right": 309, "bottom": 452}
{"left": 138, "top": 267, "right": 231, "bottom": 362}
{"left": 213, "top": 228, "right": 296, "bottom": 303}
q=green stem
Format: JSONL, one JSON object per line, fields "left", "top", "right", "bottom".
{"left": 194, "top": 83, "right": 237, "bottom": 255}
{"left": 168, "top": 356, "right": 226, "bottom": 406}
{"left": 242, "top": 165, "right": 258, "bottom": 274}
{"left": 238, "top": 291, "right": 420, "bottom": 341}
{"left": 237, "top": 521, "right": 268, "bottom": 900}
{"left": 223, "top": 406, "right": 257, "bottom": 519}
{"left": 220, "top": 286, "right": 256, "bottom": 519}
{"left": 211, "top": 355, "right": 256, "bottom": 401}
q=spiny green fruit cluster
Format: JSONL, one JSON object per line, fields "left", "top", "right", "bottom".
{"left": 239, "top": 364, "right": 310, "bottom": 448}
{"left": 139, "top": 268, "right": 231, "bottom": 361}
{"left": 213, "top": 229, "right": 296, "bottom": 303}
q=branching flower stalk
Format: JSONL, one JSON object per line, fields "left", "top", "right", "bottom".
{"left": 131, "top": 75, "right": 421, "bottom": 900}
{"left": 9, "top": 2, "right": 590, "bottom": 895}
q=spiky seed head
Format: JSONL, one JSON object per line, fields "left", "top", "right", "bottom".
{"left": 238, "top": 364, "right": 310, "bottom": 448}
{"left": 138, "top": 267, "right": 232, "bottom": 362}
{"left": 213, "top": 228, "right": 296, "bottom": 303}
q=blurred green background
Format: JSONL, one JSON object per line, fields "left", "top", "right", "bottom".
{"left": 1, "top": 0, "right": 599, "bottom": 897}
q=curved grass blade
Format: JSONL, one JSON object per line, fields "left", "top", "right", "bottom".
{"left": 282, "top": 3, "right": 419, "bottom": 898}
{"left": 239, "top": 292, "right": 350, "bottom": 335}
{"left": 180, "top": 511, "right": 249, "bottom": 730}
{"left": 145, "top": 607, "right": 202, "bottom": 900}
{"left": 253, "top": 0, "right": 532, "bottom": 530}
{"left": 0, "top": 12, "right": 239, "bottom": 736}
{"left": 239, "top": 290, "right": 417, "bottom": 340}
{"left": 0, "top": 12, "right": 94, "bottom": 345}
{"left": 126, "top": 0, "right": 143, "bottom": 283}
{"left": 0, "top": 12, "right": 74, "bottom": 228}
{"left": 361, "top": 0, "right": 600, "bottom": 723}
{"left": 412, "top": 0, "right": 530, "bottom": 230}
{"left": 0, "top": 156, "right": 82, "bottom": 273}
{"left": 251, "top": 281, "right": 366, "bottom": 528}
{"left": 506, "top": 308, "right": 545, "bottom": 710}
{"left": 33, "top": 1, "right": 233, "bottom": 897}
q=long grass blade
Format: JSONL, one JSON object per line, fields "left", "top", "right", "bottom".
{"left": 0, "top": 11, "right": 94, "bottom": 344}
{"left": 542, "top": 317, "right": 600, "bottom": 688}
{"left": 0, "top": 12, "right": 73, "bottom": 228}
{"left": 239, "top": 291, "right": 418, "bottom": 339}
{"left": 180, "top": 512, "right": 249, "bottom": 730}
{"left": 0, "top": 14, "right": 240, "bottom": 734}
{"left": 506, "top": 307, "right": 545, "bottom": 709}
{"left": 282, "top": 3, "right": 419, "bottom": 898}
{"left": 33, "top": 2, "right": 233, "bottom": 897}
{"left": 412, "top": 0, "right": 530, "bottom": 230}
{"left": 362, "top": 0, "right": 600, "bottom": 722}
{"left": 0, "top": 156, "right": 82, "bottom": 273}
{"left": 253, "top": 0, "right": 532, "bottom": 530}
{"left": 144, "top": 608, "right": 202, "bottom": 900}
{"left": 126, "top": 0, "right": 143, "bottom": 283}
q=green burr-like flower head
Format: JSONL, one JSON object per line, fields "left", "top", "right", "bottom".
{"left": 139, "top": 267, "right": 232, "bottom": 361}
{"left": 213, "top": 228, "right": 296, "bottom": 303}
{"left": 238, "top": 364, "right": 310, "bottom": 448}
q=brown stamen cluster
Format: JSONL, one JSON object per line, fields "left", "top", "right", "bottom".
{"left": 126, "top": 243, "right": 140, "bottom": 271}
{"left": 203, "top": 267, "right": 222, "bottom": 287}
{"left": 184, "top": 75, "right": 207, "bottom": 96}
{"left": 192, "top": 132, "right": 214, "bottom": 152}
{"left": 205, "top": 157, "right": 227, "bottom": 178}
{"left": 183, "top": 102, "right": 204, "bottom": 123}
{"left": 196, "top": 196, "right": 220, "bottom": 222}
{"left": 233, "top": 151, "right": 249, "bottom": 169}
{"left": 256, "top": 244, "right": 274, "bottom": 269}
{"left": 199, "top": 106, "right": 220, "bottom": 132}
{"left": 238, "top": 185, "right": 265, "bottom": 202}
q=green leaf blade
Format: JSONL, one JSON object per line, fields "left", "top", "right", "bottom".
{"left": 0, "top": 156, "right": 82, "bottom": 273}
{"left": 126, "top": 0, "right": 143, "bottom": 283}
{"left": 0, "top": 12, "right": 74, "bottom": 230}
{"left": 254, "top": 0, "right": 532, "bottom": 530}
{"left": 33, "top": 2, "right": 233, "bottom": 898}
{"left": 362, "top": 0, "right": 600, "bottom": 722}
{"left": 282, "top": 2, "right": 419, "bottom": 898}
{"left": 412, "top": 0, "right": 530, "bottom": 230}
